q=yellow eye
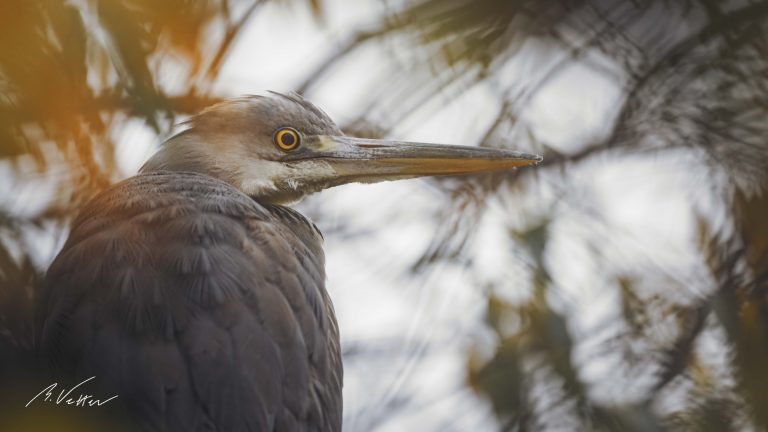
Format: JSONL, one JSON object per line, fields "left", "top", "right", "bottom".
{"left": 274, "top": 127, "right": 301, "bottom": 151}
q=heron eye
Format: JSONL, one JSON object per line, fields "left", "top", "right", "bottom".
{"left": 274, "top": 127, "right": 301, "bottom": 151}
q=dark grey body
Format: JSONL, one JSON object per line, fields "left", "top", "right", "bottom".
{"left": 38, "top": 171, "right": 342, "bottom": 432}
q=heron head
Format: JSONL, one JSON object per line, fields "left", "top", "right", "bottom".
{"left": 141, "top": 92, "right": 541, "bottom": 203}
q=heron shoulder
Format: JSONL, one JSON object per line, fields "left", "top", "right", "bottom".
{"left": 40, "top": 171, "right": 341, "bottom": 431}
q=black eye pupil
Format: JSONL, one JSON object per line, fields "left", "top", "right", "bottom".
{"left": 282, "top": 133, "right": 295, "bottom": 146}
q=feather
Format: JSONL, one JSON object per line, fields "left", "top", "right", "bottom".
{"left": 39, "top": 172, "right": 342, "bottom": 431}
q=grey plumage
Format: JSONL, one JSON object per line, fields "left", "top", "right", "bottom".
{"left": 40, "top": 172, "right": 341, "bottom": 431}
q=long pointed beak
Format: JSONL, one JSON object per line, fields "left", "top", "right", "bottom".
{"left": 289, "top": 135, "right": 541, "bottom": 184}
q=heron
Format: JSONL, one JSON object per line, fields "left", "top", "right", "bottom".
{"left": 38, "top": 92, "right": 540, "bottom": 431}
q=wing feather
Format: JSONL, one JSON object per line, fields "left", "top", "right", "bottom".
{"left": 39, "top": 172, "right": 342, "bottom": 431}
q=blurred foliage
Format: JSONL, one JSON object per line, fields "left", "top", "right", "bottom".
{"left": 0, "top": 0, "right": 254, "bottom": 184}
{"left": 3, "top": 0, "right": 768, "bottom": 431}
{"left": 468, "top": 222, "right": 666, "bottom": 431}
{"left": 302, "top": 0, "right": 768, "bottom": 430}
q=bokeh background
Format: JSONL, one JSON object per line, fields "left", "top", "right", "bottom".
{"left": 2, "top": 0, "right": 768, "bottom": 430}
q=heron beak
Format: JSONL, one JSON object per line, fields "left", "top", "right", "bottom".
{"left": 293, "top": 135, "right": 542, "bottom": 184}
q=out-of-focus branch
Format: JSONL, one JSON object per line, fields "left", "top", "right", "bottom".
{"left": 0, "top": 93, "right": 223, "bottom": 125}
{"left": 607, "top": 1, "right": 768, "bottom": 147}
{"left": 204, "top": 0, "right": 265, "bottom": 82}
{"left": 296, "top": 27, "right": 394, "bottom": 93}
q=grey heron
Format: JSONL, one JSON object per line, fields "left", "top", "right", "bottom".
{"left": 38, "top": 92, "right": 540, "bottom": 431}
